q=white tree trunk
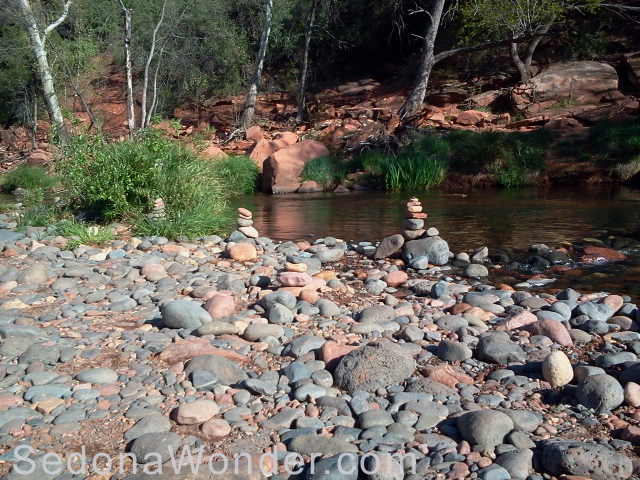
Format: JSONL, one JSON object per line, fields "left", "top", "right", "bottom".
{"left": 120, "top": 1, "right": 135, "bottom": 136}
{"left": 16, "top": 0, "right": 71, "bottom": 142}
{"left": 397, "top": 0, "right": 446, "bottom": 120}
{"left": 296, "top": 0, "right": 318, "bottom": 124}
{"left": 140, "top": 0, "right": 167, "bottom": 129}
{"left": 242, "top": 0, "right": 273, "bottom": 128}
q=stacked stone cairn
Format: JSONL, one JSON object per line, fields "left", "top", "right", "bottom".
{"left": 236, "top": 207, "right": 259, "bottom": 239}
{"left": 148, "top": 198, "right": 166, "bottom": 221}
{"left": 403, "top": 197, "right": 427, "bottom": 240}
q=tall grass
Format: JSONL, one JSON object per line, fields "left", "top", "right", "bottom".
{"left": 59, "top": 130, "right": 233, "bottom": 239}
{"left": 214, "top": 155, "right": 259, "bottom": 194}
{"left": 301, "top": 156, "right": 354, "bottom": 188}
{"left": 2, "top": 165, "right": 58, "bottom": 192}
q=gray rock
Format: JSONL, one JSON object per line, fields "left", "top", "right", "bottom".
{"left": 495, "top": 449, "right": 533, "bottom": 479}
{"left": 456, "top": 410, "right": 515, "bottom": 446}
{"left": 475, "top": 332, "right": 527, "bottom": 364}
{"left": 576, "top": 302, "right": 614, "bottom": 321}
{"left": 243, "top": 323, "right": 284, "bottom": 341}
{"left": 464, "top": 264, "right": 489, "bottom": 278}
{"left": 75, "top": 368, "right": 118, "bottom": 384}
{"left": 268, "top": 303, "right": 294, "bottom": 324}
{"left": 314, "top": 249, "right": 344, "bottom": 263}
{"left": 161, "top": 300, "right": 211, "bottom": 329}
{"left": 315, "top": 299, "right": 340, "bottom": 317}
{"left": 124, "top": 413, "right": 172, "bottom": 441}
{"left": 288, "top": 434, "right": 358, "bottom": 456}
{"left": 282, "top": 334, "right": 325, "bottom": 357}
{"left": 261, "top": 291, "right": 297, "bottom": 311}
{"left": 260, "top": 407, "right": 303, "bottom": 429}
{"left": 334, "top": 339, "right": 416, "bottom": 392}
{"left": 129, "top": 432, "right": 182, "bottom": 463}
{"left": 403, "top": 237, "right": 450, "bottom": 266}
{"left": 576, "top": 374, "right": 623, "bottom": 411}
{"left": 437, "top": 340, "right": 472, "bottom": 362}
{"left": 405, "top": 378, "right": 460, "bottom": 401}
{"left": 185, "top": 354, "right": 248, "bottom": 386}
{"left": 541, "top": 439, "right": 633, "bottom": 480}
{"left": 306, "top": 453, "right": 359, "bottom": 480}
{"left": 16, "top": 263, "right": 48, "bottom": 284}
{"left": 358, "top": 305, "right": 397, "bottom": 323}
{"left": 374, "top": 235, "right": 405, "bottom": 260}
{"left": 477, "top": 464, "right": 511, "bottom": 480}
{"left": 359, "top": 410, "right": 394, "bottom": 429}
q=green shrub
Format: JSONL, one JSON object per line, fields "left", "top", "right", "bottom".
{"left": 15, "top": 206, "right": 55, "bottom": 230}
{"left": 59, "top": 131, "right": 232, "bottom": 239}
{"left": 2, "top": 166, "right": 58, "bottom": 193}
{"left": 588, "top": 118, "right": 640, "bottom": 163}
{"left": 301, "top": 156, "right": 352, "bottom": 188}
{"left": 54, "top": 220, "right": 117, "bottom": 248}
{"left": 214, "top": 155, "right": 260, "bottom": 194}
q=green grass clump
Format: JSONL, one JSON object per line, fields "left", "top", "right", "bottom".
{"left": 214, "top": 155, "right": 260, "bottom": 194}
{"left": 588, "top": 117, "right": 640, "bottom": 163}
{"left": 2, "top": 165, "right": 58, "bottom": 192}
{"left": 59, "top": 130, "right": 232, "bottom": 239}
{"left": 301, "top": 156, "right": 352, "bottom": 188}
{"left": 54, "top": 220, "right": 117, "bottom": 249}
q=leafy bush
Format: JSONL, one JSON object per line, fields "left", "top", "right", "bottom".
{"left": 54, "top": 220, "right": 117, "bottom": 249}
{"left": 214, "top": 155, "right": 260, "bottom": 194}
{"left": 59, "top": 131, "right": 232, "bottom": 239}
{"left": 2, "top": 166, "right": 58, "bottom": 193}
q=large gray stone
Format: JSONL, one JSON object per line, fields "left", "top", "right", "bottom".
{"left": 475, "top": 332, "right": 527, "bottom": 364}
{"left": 374, "top": 234, "right": 404, "bottom": 260}
{"left": 576, "top": 374, "right": 623, "bottom": 411}
{"left": 334, "top": 339, "right": 415, "bottom": 392}
{"left": 161, "top": 300, "right": 212, "bottom": 329}
{"left": 185, "top": 354, "right": 248, "bottom": 386}
{"left": 541, "top": 439, "right": 633, "bottom": 480}
{"left": 456, "top": 410, "right": 514, "bottom": 446}
{"left": 403, "top": 237, "right": 450, "bottom": 266}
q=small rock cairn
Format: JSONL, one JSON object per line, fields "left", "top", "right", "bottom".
{"left": 236, "top": 208, "right": 259, "bottom": 239}
{"left": 403, "top": 196, "right": 440, "bottom": 240}
{"left": 148, "top": 198, "right": 166, "bottom": 221}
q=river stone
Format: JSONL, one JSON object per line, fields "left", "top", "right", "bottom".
{"left": 542, "top": 351, "right": 574, "bottom": 387}
{"left": 405, "top": 378, "right": 460, "bottom": 401}
{"left": 364, "top": 453, "right": 404, "bottom": 480}
{"left": 334, "top": 339, "right": 416, "bottom": 392}
{"left": 75, "top": 368, "right": 118, "bottom": 384}
{"left": 374, "top": 234, "right": 405, "bottom": 259}
{"left": 185, "top": 354, "right": 248, "bottom": 385}
{"left": 307, "top": 454, "right": 359, "bottom": 480}
{"left": 358, "top": 305, "right": 397, "bottom": 323}
{"left": 314, "top": 249, "right": 344, "bottom": 263}
{"left": 289, "top": 434, "right": 358, "bottom": 456}
{"left": 456, "top": 410, "right": 514, "bottom": 446}
{"left": 124, "top": 413, "right": 172, "bottom": 441}
{"left": 541, "top": 439, "right": 633, "bottom": 480}
{"left": 243, "top": 323, "right": 284, "bottom": 341}
{"left": 129, "top": 432, "right": 182, "bottom": 463}
{"left": 268, "top": 303, "right": 294, "bottom": 324}
{"left": 475, "top": 331, "right": 527, "bottom": 364}
{"left": 261, "top": 290, "right": 297, "bottom": 310}
{"left": 175, "top": 399, "right": 219, "bottom": 425}
{"left": 437, "top": 340, "right": 472, "bottom": 362}
{"left": 495, "top": 448, "right": 533, "bottom": 479}
{"left": 577, "top": 374, "right": 624, "bottom": 411}
{"left": 576, "top": 301, "right": 615, "bottom": 321}
{"left": 464, "top": 264, "right": 489, "bottom": 278}
{"left": 625, "top": 381, "right": 640, "bottom": 407}
{"left": 16, "top": 263, "right": 48, "bottom": 284}
{"left": 403, "top": 236, "right": 450, "bottom": 266}
{"left": 161, "top": 300, "right": 212, "bottom": 329}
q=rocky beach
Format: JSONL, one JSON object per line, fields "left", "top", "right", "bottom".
{"left": 0, "top": 201, "right": 638, "bottom": 480}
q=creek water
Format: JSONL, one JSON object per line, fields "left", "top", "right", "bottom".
{"left": 233, "top": 185, "right": 640, "bottom": 299}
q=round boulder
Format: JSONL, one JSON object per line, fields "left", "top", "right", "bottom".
{"left": 577, "top": 374, "right": 623, "bottom": 411}
{"left": 456, "top": 410, "right": 514, "bottom": 446}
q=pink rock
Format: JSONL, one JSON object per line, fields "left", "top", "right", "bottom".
{"left": 237, "top": 208, "right": 252, "bottom": 218}
{"left": 519, "top": 318, "right": 573, "bottom": 346}
{"left": 204, "top": 294, "right": 236, "bottom": 319}
{"left": 278, "top": 272, "right": 312, "bottom": 287}
{"left": 609, "top": 316, "right": 640, "bottom": 331}
{"left": 321, "top": 341, "right": 359, "bottom": 370}
{"left": 262, "top": 140, "right": 330, "bottom": 194}
{"left": 202, "top": 144, "right": 228, "bottom": 159}
{"left": 159, "top": 338, "right": 249, "bottom": 365}
{"left": 98, "top": 384, "right": 120, "bottom": 396}
{"left": 140, "top": 263, "right": 167, "bottom": 281}
{"left": 382, "top": 271, "right": 408, "bottom": 288}
{"left": 269, "top": 139, "right": 289, "bottom": 151}
{"left": 175, "top": 399, "right": 219, "bottom": 425}
{"left": 455, "top": 110, "right": 489, "bottom": 126}
{"left": 201, "top": 418, "right": 232, "bottom": 437}
{"left": 246, "top": 139, "right": 273, "bottom": 172}
{"left": 0, "top": 395, "right": 23, "bottom": 410}
{"left": 599, "top": 294, "right": 624, "bottom": 313}
{"left": 227, "top": 243, "right": 257, "bottom": 261}
{"left": 245, "top": 126, "right": 264, "bottom": 142}
{"left": 162, "top": 244, "right": 189, "bottom": 255}
{"left": 298, "top": 181, "right": 324, "bottom": 193}
{"left": 496, "top": 310, "right": 538, "bottom": 330}
{"left": 273, "top": 131, "right": 298, "bottom": 145}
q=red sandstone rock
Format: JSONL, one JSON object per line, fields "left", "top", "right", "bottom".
{"left": 519, "top": 318, "right": 573, "bottom": 346}
{"left": 204, "top": 293, "right": 236, "bottom": 318}
{"left": 420, "top": 365, "right": 473, "bottom": 387}
{"left": 159, "top": 338, "right": 249, "bottom": 364}
{"left": 245, "top": 125, "right": 264, "bottom": 142}
{"left": 247, "top": 139, "right": 274, "bottom": 172}
{"left": 582, "top": 246, "right": 627, "bottom": 262}
{"left": 496, "top": 310, "right": 538, "bottom": 331}
{"left": 273, "top": 131, "right": 298, "bottom": 145}
{"left": 262, "top": 140, "right": 330, "bottom": 194}
{"left": 278, "top": 272, "right": 313, "bottom": 287}
{"left": 455, "top": 110, "right": 489, "bottom": 126}
{"left": 321, "top": 341, "right": 359, "bottom": 370}
{"left": 382, "top": 271, "right": 408, "bottom": 288}
{"left": 202, "top": 144, "right": 228, "bottom": 159}
{"left": 227, "top": 243, "right": 257, "bottom": 261}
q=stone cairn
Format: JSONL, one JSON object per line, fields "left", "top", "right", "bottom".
{"left": 236, "top": 207, "right": 259, "bottom": 239}
{"left": 403, "top": 197, "right": 427, "bottom": 240}
{"left": 148, "top": 198, "right": 166, "bottom": 221}
{"left": 403, "top": 196, "right": 440, "bottom": 240}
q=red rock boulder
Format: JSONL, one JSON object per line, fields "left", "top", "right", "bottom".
{"left": 262, "top": 140, "right": 330, "bottom": 194}
{"left": 246, "top": 139, "right": 274, "bottom": 172}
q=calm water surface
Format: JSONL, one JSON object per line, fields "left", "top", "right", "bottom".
{"left": 233, "top": 185, "right": 640, "bottom": 299}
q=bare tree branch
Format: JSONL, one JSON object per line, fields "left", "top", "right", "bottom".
{"left": 42, "top": 0, "right": 72, "bottom": 45}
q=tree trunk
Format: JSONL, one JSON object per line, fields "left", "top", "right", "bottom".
{"left": 141, "top": 0, "right": 167, "bottom": 129}
{"left": 242, "top": 0, "right": 273, "bottom": 128}
{"left": 120, "top": 1, "right": 135, "bottom": 137}
{"left": 397, "top": 0, "right": 446, "bottom": 120}
{"left": 296, "top": 0, "right": 318, "bottom": 124}
{"left": 510, "top": 21, "right": 552, "bottom": 83}
{"left": 509, "top": 42, "right": 530, "bottom": 82}
{"left": 16, "top": 0, "right": 70, "bottom": 142}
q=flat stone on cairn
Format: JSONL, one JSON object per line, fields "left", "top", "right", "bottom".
{"left": 404, "top": 197, "right": 426, "bottom": 240}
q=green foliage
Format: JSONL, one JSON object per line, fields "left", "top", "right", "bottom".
{"left": 214, "top": 155, "right": 260, "bottom": 194}
{"left": 301, "top": 156, "right": 351, "bottom": 188}
{"left": 15, "top": 207, "right": 55, "bottom": 230}
{"left": 588, "top": 118, "right": 640, "bottom": 163}
{"left": 3, "top": 166, "right": 58, "bottom": 193}
{"left": 54, "top": 220, "right": 116, "bottom": 249}
{"left": 59, "top": 130, "right": 232, "bottom": 239}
